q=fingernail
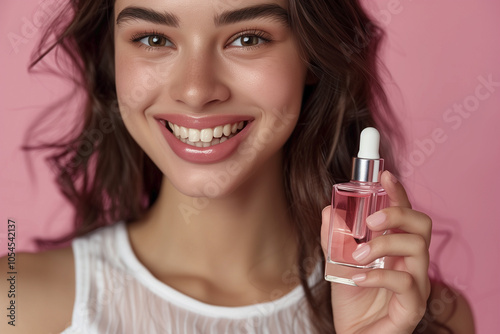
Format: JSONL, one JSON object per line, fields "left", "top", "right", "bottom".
{"left": 352, "top": 244, "right": 370, "bottom": 261}
{"left": 387, "top": 171, "right": 398, "bottom": 184}
{"left": 366, "top": 211, "right": 386, "bottom": 227}
{"left": 352, "top": 273, "right": 366, "bottom": 282}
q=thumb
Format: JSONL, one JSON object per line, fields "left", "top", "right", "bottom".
{"left": 380, "top": 170, "right": 412, "bottom": 209}
{"left": 320, "top": 205, "right": 332, "bottom": 256}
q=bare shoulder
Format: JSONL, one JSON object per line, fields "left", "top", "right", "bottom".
{"left": 426, "top": 281, "right": 475, "bottom": 334}
{"left": 0, "top": 246, "right": 75, "bottom": 334}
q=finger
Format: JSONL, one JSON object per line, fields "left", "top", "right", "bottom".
{"left": 352, "top": 269, "right": 421, "bottom": 298}
{"left": 366, "top": 207, "right": 432, "bottom": 248}
{"left": 351, "top": 269, "right": 427, "bottom": 329}
{"left": 381, "top": 170, "right": 412, "bottom": 209}
{"left": 351, "top": 233, "right": 430, "bottom": 297}
{"left": 352, "top": 234, "right": 428, "bottom": 265}
{"left": 320, "top": 205, "right": 331, "bottom": 253}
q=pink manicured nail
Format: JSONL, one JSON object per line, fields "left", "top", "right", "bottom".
{"left": 352, "top": 273, "right": 366, "bottom": 282}
{"left": 387, "top": 171, "right": 398, "bottom": 184}
{"left": 366, "top": 211, "right": 386, "bottom": 227}
{"left": 352, "top": 244, "right": 370, "bottom": 261}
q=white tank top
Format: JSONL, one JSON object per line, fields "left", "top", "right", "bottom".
{"left": 61, "top": 221, "right": 322, "bottom": 333}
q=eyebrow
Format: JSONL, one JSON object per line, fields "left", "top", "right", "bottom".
{"left": 214, "top": 4, "right": 289, "bottom": 27}
{"left": 115, "top": 4, "right": 289, "bottom": 28}
{"left": 116, "top": 7, "right": 180, "bottom": 27}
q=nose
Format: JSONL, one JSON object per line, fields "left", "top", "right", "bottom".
{"left": 168, "top": 48, "right": 230, "bottom": 110}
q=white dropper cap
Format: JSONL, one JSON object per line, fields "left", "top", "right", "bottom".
{"left": 351, "top": 127, "right": 384, "bottom": 182}
{"left": 357, "top": 127, "right": 380, "bottom": 159}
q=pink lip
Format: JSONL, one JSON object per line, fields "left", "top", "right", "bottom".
{"left": 156, "top": 115, "right": 254, "bottom": 164}
{"left": 154, "top": 114, "right": 253, "bottom": 129}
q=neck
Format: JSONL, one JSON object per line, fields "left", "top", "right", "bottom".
{"left": 129, "top": 152, "right": 298, "bottom": 286}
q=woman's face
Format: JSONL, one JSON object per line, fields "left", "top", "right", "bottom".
{"left": 114, "top": 0, "right": 308, "bottom": 197}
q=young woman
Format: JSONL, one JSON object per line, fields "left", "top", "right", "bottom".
{"left": 1, "top": 0, "right": 474, "bottom": 333}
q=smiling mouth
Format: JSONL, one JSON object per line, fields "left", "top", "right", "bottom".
{"left": 159, "top": 120, "right": 249, "bottom": 147}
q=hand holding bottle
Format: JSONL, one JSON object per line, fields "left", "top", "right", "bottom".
{"left": 321, "top": 171, "right": 432, "bottom": 333}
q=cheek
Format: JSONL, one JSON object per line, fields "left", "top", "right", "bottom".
{"left": 114, "top": 56, "right": 163, "bottom": 155}
{"left": 243, "top": 55, "right": 307, "bottom": 140}
{"left": 236, "top": 54, "right": 307, "bottom": 117}
{"left": 115, "top": 56, "right": 163, "bottom": 121}
{"left": 232, "top": 57, "right": 307, "bottom": 168}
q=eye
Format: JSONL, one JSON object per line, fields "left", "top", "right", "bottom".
{"left": 131, "top": 31, "right": 174, "bottom": 50}
{"left": 229, "top": 31, "right": 271, "bottom": 48}
{"left": 137, "top": 34, "right": 172, "bottom": 48}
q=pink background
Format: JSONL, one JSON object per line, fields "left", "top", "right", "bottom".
{"left": 1, "top": 1, "right": 499, "bottom": 332}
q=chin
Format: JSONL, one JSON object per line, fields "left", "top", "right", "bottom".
{"left": 163, "top": 166, "right": 248, "bottom": 199}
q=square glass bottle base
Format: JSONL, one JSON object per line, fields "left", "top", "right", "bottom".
{"left": 324, "top": 258, "right": 385, "bottom": 286}
{"left": 325, "top": 181, "right": 388, "bottom": 286}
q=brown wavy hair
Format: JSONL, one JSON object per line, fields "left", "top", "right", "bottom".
{"left": 27, "top": 0, "right": 453, "bottom": 332}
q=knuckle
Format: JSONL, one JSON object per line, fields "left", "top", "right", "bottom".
{"left": 419, "top": 212, "right": 432, "bottom": 230}
{"left": 423, "top": 214, "right": 433, "bottom": 236}
{"left": 399, "top": 272, "right": 415, "bottom": 290}
{"left": 423, "top": 213, "right": 432, "bottom": 228}
{"left": 412, "top": 234, "right": 428, "bottom": 252}
{"left": 387, "top": 206, "right": 406, "bottom": 221}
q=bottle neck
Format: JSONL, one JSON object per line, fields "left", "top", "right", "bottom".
{"left": 351, "top": 157, "right": 384, "bottom": 183}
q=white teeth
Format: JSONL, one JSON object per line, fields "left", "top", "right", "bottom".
{"left": 180, "top": 126, "right": 189, "bottom": 139}
{"left": 223, "top": 124, "right": 232, "bottom": 136}
{"left": 213, "top": 126, "right": 223, "bottom": 138}
{"left": 231, "top": 123, "right": 238, "bottom": 134}
{"left": 164, "top": 120, "right": 247, "bottom": 147}
{"left": 188, "top": 129, "right": 200, "bottom": 142}
{"left": 200, "top": 128, "right": 214, "bottom": 143}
